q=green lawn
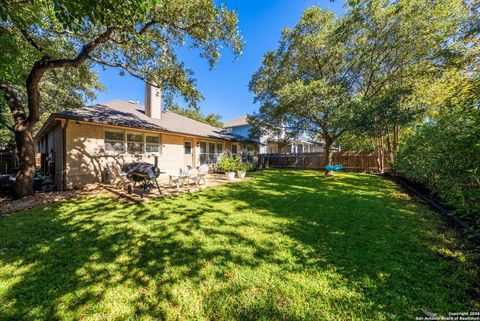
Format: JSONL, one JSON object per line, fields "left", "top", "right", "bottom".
{"left": 0, "top": 170, "right": 477, "bottom": 320}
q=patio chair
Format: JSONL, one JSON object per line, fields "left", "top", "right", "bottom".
{"left": 191, "top": 164, "right": 209, "bottom": 186}
{"left": 169, "top": 165, "right": 192, "bottom": 189}
{"left": 110, "top": 164, "right": 132, "bottom": 191}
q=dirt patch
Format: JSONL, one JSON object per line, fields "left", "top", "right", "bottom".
{"left": 0, "top": 184, "right": 109, "bottom": 217}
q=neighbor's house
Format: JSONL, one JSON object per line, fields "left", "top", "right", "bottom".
{"left": 223, "top": 115, "right": 324, "bottom": 154}
{"left": 36, "top": 85, "right": 258, "bottom": 190}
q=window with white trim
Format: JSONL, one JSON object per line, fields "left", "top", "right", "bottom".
{"left": 216, "top": 143, "right": 223, "bottom": 154}
{"left": 105, "top": 131, "right": 125, "bottom": 153}
{"left": 199, "top": 141, "right": 224, "bottom": 164}
{"left": 200, "top": 142, "right": 207, "bottom": 154}
{"left": 105, "top": 130, "right": 162, "bottom": 155}
{"left": 146, "top": 135, "right": 160, "bottom": 154}
{"left": 184, "top": 141, "right": 192, "bottom": 154}
{"left": 231, "top": 143, "right": 238, "bottom": 155}
{"left": 127, "top": 133, "right": 144, "bottom": 154}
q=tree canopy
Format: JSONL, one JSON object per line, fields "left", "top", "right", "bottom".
{"left": 249, "top": 8, "right": 355, "bottom": 174}
{"left": 0, "top": 0, "right": 243, "bottom": 197}
{"left": 165, "top": 103, "right": 223, "bottom": 128}
{"left": 250, "top": 0, "right": 475, "bottom": 173}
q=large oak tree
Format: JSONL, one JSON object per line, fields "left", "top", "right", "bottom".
{"left": 344, "top": 0, "right": 472, "bottom": 171}
{"left": 249, "top": 8, "right": 355, "bottom": 176}
{"left": 0, "top": 0, "right": 243, "bottom": 198}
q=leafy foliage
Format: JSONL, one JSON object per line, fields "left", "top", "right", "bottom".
{"left": 165, "top": 103, "right": 222, "bottom": 128}
{"left": 238, "top": 161, "right": 252, "bottom": 172}
{"left": 396, "top": 77, "right": 480, "bottom": 227}
{"left": 0, "top": 21, "right": 103, "bottom": 145}
{"left": 218, "top": 155, "right": 240, "bottom": 172}
{"left": 1, "top": 0, "right": 243, "bottom": 106}
{"left": 0, "top": 0, "right": 243, "bottom": 197}
{"left": 249, "top": 8, "right": 356, "bottom": 172}
{"left": 250, "top": 8, "right": 355, "bottom": 137}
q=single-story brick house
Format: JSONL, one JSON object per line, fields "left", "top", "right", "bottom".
{"left": 36, "top": 85, "right": 258, "bottom": 189}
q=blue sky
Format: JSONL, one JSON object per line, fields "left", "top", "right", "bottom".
{"left": 92, "top": 0, "right": 345, "bottom": 122}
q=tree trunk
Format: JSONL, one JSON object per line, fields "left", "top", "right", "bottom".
{"left": 385, "top": 126, "right": 394, "bottom": 164}
{"left": 378, "top": 136, "right": 385, "bottom": 174}
{"left": 324, "top": 137, "right": 334, "bottom": 176}
{"left": 14, "top": 127, "right": 36, "bottom": 198}
{"left": 372, "top": 135, "right": 385, "bottom": 174}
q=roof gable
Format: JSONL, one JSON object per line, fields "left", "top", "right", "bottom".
{"left": 223, "top": 115, "right": 249, "bottom": 128}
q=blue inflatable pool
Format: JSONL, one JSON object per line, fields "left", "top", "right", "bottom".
{"left": 325, "top": 165, "right": 344, "bottom": 171}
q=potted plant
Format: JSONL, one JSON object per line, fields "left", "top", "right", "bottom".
{"left": 218, "top": 156, "right": 239, "bottom": 180}
{"left": 237, "top": 161, "right": 252, "bottom": 179}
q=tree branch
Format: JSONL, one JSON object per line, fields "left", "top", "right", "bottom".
{"left": 44, "top": 26, "right": 116, "bottom": 69}
{"left": 4, "top": 0, "right": 29, "bottom": 5}
{"left": 138, "top": 21, "right": 157, "bottom": 35}
{"left": 19, "top": 28, "right": 46, "bottom": 55}
{"left": 0, "top": 84, "right": 27, "bottom": 128}
{"left": 25, "top": 26, "right": 117, "bottom": 127}
{"left": 87, "top": 55, "right": 156, "bottom": 86}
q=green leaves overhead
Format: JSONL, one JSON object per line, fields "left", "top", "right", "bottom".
{"left": 249, "top": 7, "right": 353, "bottom": 142}
{"left": 250, "top": 0, "right": 477, "bottom": 178}
{"left": 1, "top": 0, "right": 244, "bottom": 106}
{"left": 0, "top": 0, "right": 243, "bottom": 197}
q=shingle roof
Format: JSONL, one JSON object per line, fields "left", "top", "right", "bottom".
{"left": 52, "top": 100, "right": 254, "bottom": 142}
{"left": 223, "top": 115, "right": 249, "bottom": 128}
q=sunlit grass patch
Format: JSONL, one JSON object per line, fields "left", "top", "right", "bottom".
{"left": 0, "top": 170, "right": 477, "bottom": 320}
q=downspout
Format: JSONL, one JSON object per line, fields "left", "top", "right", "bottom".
{"left": 62, "top": 120, "right": 69, "bottom": 190}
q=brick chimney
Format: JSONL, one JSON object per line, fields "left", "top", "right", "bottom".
{"left": 145, "top": 83, "right": 162, "bottom": 119}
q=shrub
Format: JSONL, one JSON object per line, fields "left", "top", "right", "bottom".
{"left": 238, "top": 161, "right": 252, "bottom": 172}
{"left": 395, "top": 106, "right": 480, "bottom": 228}
{"left": 218, "top": 156, "right": 240, "bottom": 172}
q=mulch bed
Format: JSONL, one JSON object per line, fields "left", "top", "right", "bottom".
{"left": 0, "top": 185, "right": 107, "bottom": 217}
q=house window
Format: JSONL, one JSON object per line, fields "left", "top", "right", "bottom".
{"left": 199, "top": 141, "right": 224, "bottom": 164}
{"left": 200, "top": 142, "right": 207, "bottom": 154}
{"left": 231, "top": 143, "right": 238, "bottom": 155}
{"left": 105, "top": 131, "right": 125, "bottom": 153}
{"left": 146, "top": 135, "right": 160, "bottom": 154}
{"left": 127, "top": 133, "right": 144, "bottom": 154}
{"left": 184, "top": 141, "right": 192, "bottom": 154}
{"left": 208, "top": 142, "right": 215, "bottom": 155}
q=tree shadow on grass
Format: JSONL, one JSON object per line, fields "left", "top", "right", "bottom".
{"left": 200, "top": 170, "right": 479, "bottom": 318}
{"left": 0, "top": 170, "right": 477, "bottom": 320}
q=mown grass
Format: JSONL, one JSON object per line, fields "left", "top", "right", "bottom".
{"left": 0, "top": 170, "right": 477, "bottom": 320}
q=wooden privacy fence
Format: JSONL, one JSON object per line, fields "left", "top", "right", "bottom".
{"left": 0, "top": 148, "right": 17, "bottom": 174}
{"left": 258, "top": 152, "right": 391, "bottom": 173}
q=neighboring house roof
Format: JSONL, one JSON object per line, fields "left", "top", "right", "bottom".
{"left": 223, "top": 115, "right": 249, "bottom": 128}
{"left": 222, "top": 115, "right": 323, "bottom": 146}
{"left": 38, "top": 100, "right": 256, "bottom": 143}
{"left": 291, "top": 134, "right": 323, "bottom": 145}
